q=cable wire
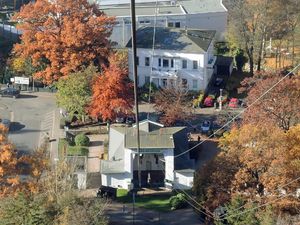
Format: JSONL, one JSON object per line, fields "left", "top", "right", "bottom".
{"left": 219, "top": 176, "right": 300, "bottom": 219}
{"left": 174, "top": 63, "right": 300, "bottom": 158}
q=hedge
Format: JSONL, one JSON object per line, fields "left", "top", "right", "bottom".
{"left": 74, "top": 133, "right": 90, "bottom": 146}
{"left": 67, "top": 146, "right": 89, "bottom": 156}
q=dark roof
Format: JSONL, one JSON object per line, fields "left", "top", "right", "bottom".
{"left": 126, "top": 27, "right": 215, "bottom": 53}
{"left": 216, "top": 56, "right": 233, "bottom": 66}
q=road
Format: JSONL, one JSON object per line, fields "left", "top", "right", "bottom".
{"left": 0, "top": 92, "right": 56, "bottom": 152}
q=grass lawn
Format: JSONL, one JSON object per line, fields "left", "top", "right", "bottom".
{"left": 117, "top": 189, "right": 172, "bottom": 212}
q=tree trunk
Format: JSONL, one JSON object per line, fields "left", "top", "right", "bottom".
{"left": 257, "top": 39, "right": 264, "bottom": 71}
{"left": 247, "top": 47, "right": 254, "bottom": 75}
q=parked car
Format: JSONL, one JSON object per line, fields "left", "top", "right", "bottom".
{"left": 115, "top": 116, "right": 126, "bottom": 123}
{"left": 0, "top": 119, "right": 11, "bottom": 130}
{"left": 126, "top": 116, "right": 135, "bottom": 125}
{"left": 228, "top": 98, "right": 239, "bottom": 108}
{"left": 0, "top": 88, "right": 20, "bottom": 98}
{"left": 239, "top": 99, "right": 247, "bottom": 107}
{"left": 203, "top": 96, "right": 214, "bottom": 107}
{"left": 201, "top": 120, "right": 211, "bottom": 134}
{"left": 214, "top": 77, "right": 224, "bottom": 87}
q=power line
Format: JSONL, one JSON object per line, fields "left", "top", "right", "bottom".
{"left": 160, "top": 168, "right": 215, "bottom": 219}
{"left": 174, "top": 62, "right": 300, "bottom": 159}
{"left": 219, "top": 176, "right": 300, "bottom": 219}
{"left": 219, "top": 194, "right": 294, "bottom": 221}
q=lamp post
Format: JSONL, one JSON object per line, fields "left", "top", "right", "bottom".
{"left": 219, "top": 88, "right": 223, "bottom": 111}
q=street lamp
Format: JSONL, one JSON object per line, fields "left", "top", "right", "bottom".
{"left": 219, "top": 89, "right": 223, "bottom": 111}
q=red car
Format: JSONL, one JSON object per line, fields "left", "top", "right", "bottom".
{"left": 204, "top": 96, "right": 214, "bottom": 107}
{"left": 228, "top": 98, "right": 239, "bottom": 108}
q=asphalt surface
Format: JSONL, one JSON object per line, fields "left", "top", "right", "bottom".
{"left": 0, "top": 92, "right": 56, "bottom": 152}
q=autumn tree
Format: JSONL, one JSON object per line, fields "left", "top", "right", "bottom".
{"left": 154, "top": 83, "right": 193, "bottom": 126}
{"left": 0, "top": 125, "right": 48, "bottom": 197}
{"left": 240, "top": 71, "right": 300, "bottom": 130}
{"left": 0, "top": 159, "right": 108, "bottom": 225}
{"left": 195, "top": 123, "right": 300, "bottom": 218}
{"left": 224, "top": 0, "right": 300, "bottom": 73}
{"left": 219, "top": 124, "right": 300, "bottom": 211}
{"left": 89, "top": 52, "right": 134, "bottom": 121}
{"left": 13, "top": 0, "right": 114, "bottom": 84}
{"left": 56, "top": 65, "right": 97, "bottom": 120}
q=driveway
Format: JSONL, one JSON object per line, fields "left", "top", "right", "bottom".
{"left": 0, "top": 91, "right": 56, "bottom": 152}
{"left": 105, "top": 202, "right": 203, "bottom": 225}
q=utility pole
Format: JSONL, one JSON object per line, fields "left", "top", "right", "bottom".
{"left": 130, "top": 0, "right": 141, "bottom": 188}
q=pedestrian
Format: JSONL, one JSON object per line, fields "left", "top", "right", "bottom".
{"left": 198, "top": 135, "right": 201, "bottom": 142}
{"left": 6, "top": 83, "right": 9, "bottom": 88}
{"left": 18, "top": 85, "right": 21, "bottom": 92}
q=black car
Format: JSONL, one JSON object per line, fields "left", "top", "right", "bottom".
{"left": 0, "top": 88, "right": 20, "bottom": 98}
{"left": 125, "top": 117, "right": 135, "bottom": 125}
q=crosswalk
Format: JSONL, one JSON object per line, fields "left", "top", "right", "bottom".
{"left": 39, "top": 110, "right": 55, "bottom": 147}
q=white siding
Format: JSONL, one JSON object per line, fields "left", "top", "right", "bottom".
{"left": 174, "top": 171, "right": 194, "bottom": 190}
{"left": 128, "top": 48, "right": 210, "bottom": 91}
{"left": 101, "top": 173, "right": 132, "bottom": 189}
{"left": 163, "top": 149, "right": 174, "bottom": 184}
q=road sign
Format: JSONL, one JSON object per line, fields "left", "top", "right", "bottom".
{"left": 14, "top": 77, "right": 30, "bottom": 85}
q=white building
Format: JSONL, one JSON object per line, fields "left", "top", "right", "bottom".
{"left": 92, "top": 0, "right": 227, "bottom": 46}
{"left": 126, "top": 26, "right": 216, "bottom": 91}
{"left": 101, "top": 120, "right": 195, "bottom": 190}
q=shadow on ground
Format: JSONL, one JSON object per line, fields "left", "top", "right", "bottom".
{"left": 19, "top": 94, "right": 38, "bottom": 99}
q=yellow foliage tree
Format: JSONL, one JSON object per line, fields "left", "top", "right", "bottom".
{"left": 0, "top": 125, "right": 48, "bottom": 197}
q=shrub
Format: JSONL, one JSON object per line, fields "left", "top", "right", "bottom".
{"left": 193, "top": 93, "right": 204, "bottom": 108}
{"left": 169, "top": 193, "right": 187, "bottom": 210}
{"left": 74, "top": 133, "right": 90, "bottom": 146}
{"left": 67, "top": 146, "right": 89, "bottom": 156}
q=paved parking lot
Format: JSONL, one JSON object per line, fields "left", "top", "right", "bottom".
{"left": 0, "top": 91, "right": 56, "bottom": 152}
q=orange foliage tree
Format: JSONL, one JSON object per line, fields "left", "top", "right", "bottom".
{"left": 89, "top": 52, "right": 134, "bottom": 121}
{"left": 13, "top": 0, "right": 114, "bottom": 84}
{"left": 220, "top": 124, "right": 300, "bottom": 212}
{"left": 240, "top": 71, "right": 300, "bottom": 131}
{"left": 0, "top": 125, "right": 48, "bottom": 197}
{"left": 154, "top": 84, "right": 193, "bottom": 126}
{"left": 195, "top": 123, "right": 300, "bottom": 214}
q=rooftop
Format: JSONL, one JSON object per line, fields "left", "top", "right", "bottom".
{"left": 98, "top": 0, "right": 227, "bottom": 16}
{"left": 111, "top": 120, "right": 186, "bottom": 149}
{"left": 126, "top": 27, "right": 215, "bottom": 53}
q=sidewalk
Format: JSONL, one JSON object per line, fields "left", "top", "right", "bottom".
{"left": 87, "top": 134, "right": 107, "bottom": 173}
{"left": 50, "top": 108, "right": 64, "bottom": 164}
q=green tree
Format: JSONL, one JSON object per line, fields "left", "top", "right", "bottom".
{"left": 217, "top": 196, "right": 259, "bottom": 225}
{"left": 56, "top": 65, "right": 97, "bottom": 121}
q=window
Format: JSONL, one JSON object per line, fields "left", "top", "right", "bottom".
{"left": 145, "top": 76, "right": 150, "bottom": 84}
{"left": 162, "top": 79, "right": 168, "bottom": 87}
{"left": 181, "top": 78, "right": 187, "bottom": 87}
{"left": 158, "top": 58, "right": 161, "bottom": 67}
{"left": 175, "top": 22, "right": 180, "bottom": 28}
{"left": 171, "top": 59, "right": 174, "bottom": 68}
{"left": 136, "top": 57, "right": 139, "bottom": 66}
{"left": 192, "top": 79, "right": 198, "bottom": 89}
{"left": 168, "top": 22, "right": 174, "bottom": 27}
{"left": 182, "top": 59, "right": 187, "bottom": 69}
{"left": 163, "top": 59, "right": 169, "bottom": 67}
{"left": 145, "top": 57, "right": 150, "bottom": 66}
{"left": 193, "top": 60, "right": 198, "bottom": 69}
